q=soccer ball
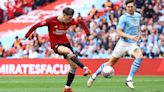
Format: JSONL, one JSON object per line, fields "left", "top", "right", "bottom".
{"left": 102, "top": 66, "right": 114, "bottom": 78}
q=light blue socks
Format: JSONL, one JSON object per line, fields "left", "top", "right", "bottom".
{"left": 127, "top": 58, "right": 143, "bottom": 80}
{"left": 92, "top": 63, "right": 108, "bottom": 79}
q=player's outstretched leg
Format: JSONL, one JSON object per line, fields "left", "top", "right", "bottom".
{"left": 56, "top": 45, "right": 91, "bottom": 76}
{"left": 87, "top": 56, "right": 119, "bottom": 88}
{"left": 125, "top": 58, "right": 142, "bottom": 89}
{"left": 87, "top": 63, "right": 107, "bottom": 88}
{"left": 67, "top": 52, "right": 91, "bottom": 76}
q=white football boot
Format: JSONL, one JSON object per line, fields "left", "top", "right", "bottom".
{"left": 125, "top": 80, "right": 135, "bottom": 90}
{"left": 87, "top": 76, "right": 95, "bottom": 88}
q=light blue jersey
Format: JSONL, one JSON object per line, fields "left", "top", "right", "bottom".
{"left": 117, "top": 12, "right": 141, "bottom": 43}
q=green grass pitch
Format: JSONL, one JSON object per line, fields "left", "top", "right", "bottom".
{"left": 0, "top": 76, "right": 163, "bottom": 92}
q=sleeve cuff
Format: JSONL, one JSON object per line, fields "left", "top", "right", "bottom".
{"left": 87, "top": 33, "right": 90, "bottom": 36}
{"left": 25, "top": 35, "right": 28, "bottom": 39}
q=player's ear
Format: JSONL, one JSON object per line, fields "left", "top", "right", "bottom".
{"left": 63, "top": 13, "right": 65, "bottom": 16}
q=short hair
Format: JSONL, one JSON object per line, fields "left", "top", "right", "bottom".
{"left": 63, "top": 7, "right": 74, "bottom": 16}
{"left": 125, "top": 0, "right": 135, "bottom": 5}
{"left": 15, "top": 36, "right": 19, "bottom": 39}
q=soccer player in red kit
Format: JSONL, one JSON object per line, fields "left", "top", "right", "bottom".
{"left": 23, "top": 7, "right": 91, "bottom": 92}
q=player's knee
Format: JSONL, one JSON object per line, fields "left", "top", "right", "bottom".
{"left": 64, "top": 51, "right": 70, "bottom": 55}
{"left": 67, "top": 52, "right": 76, "bottom": 59}
{"left": 71, "top": 65, "right": 77, "bottom": 70}
{"left": 135, "top": 53, "right": 143, "bottom": 59}
{"left": 140, "top": 55, "right": 144, "bottom": 59}
{"left": 69, "top": 67, "right": 77, "bottom": 74}
{"left": 137, "top": 54, "right": 144, "bottom": 59}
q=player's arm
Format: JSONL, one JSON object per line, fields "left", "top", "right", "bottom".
{"left": 25, "top": 20, "right": 48, "bottom": 38}
{"left": 137, "top": 25, "right": 141, "bottom": 40}
{"left": 137, "top": 16, "right": 142, "bottom": 40}
{"left": 117, "top": 28, "right": 134, "bottom": 39}
{"left": 118, "top": 28, "right": 139, "bottom": 41}
{"left": 72, "top": 19, "right": 92, "bottom": 40}
{"left": 77, "top": 19, "right": 94, "bottom": 40}
{"left": 117, "top": 16, "right": 138, "bottom": 41}
{"left": 76, "top": 19, "right": 90, "bottom": 36}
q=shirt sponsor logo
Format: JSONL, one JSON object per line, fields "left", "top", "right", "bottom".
{"left": 53, "top": 30, "right": 67, "bottom": 35}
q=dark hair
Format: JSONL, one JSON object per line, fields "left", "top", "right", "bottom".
{"left": 125, "top": 0, "right": 135, "bottom": 5}
{"left": 15, "top": 36, "right": 19, "bottom": 39}
{"left": 63, "top": 7, "right": 74, "bottom": 16}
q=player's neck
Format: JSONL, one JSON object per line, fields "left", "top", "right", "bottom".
{"left": 127, "top": 12, "right": 134, "bottom": 15}
{"left": 57, "top": 15, "right": 72, "bottom": 24}
{"left": 57, "top": 15, "right": 64, "bottom": 22}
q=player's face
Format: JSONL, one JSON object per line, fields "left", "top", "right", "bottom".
{"left": 62, "top": 14, "right": 73, "bottom": 23}
{"left": 126, "top": 2, "right": 135, "bottom": 15}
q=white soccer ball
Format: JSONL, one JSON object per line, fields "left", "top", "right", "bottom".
{"left": 102, "top": 66, "right": 114, "bottom": 78}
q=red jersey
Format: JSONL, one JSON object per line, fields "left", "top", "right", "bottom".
{"left": 25, "top": 16, "right": 90, "bottom": 48}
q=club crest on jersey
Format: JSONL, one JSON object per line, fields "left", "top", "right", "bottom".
{"left": 134, "top": 18, "right": 140, "bottom": 25}
{"left": 128, "top": 18, "right": 139, "bottom": 27}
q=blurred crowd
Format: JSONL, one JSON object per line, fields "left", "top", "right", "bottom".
{"left": 0, "top": 0, "right": 56, "bottom": 24}
{"left": 0, "top": 0, "right": 164, "bottom": 59}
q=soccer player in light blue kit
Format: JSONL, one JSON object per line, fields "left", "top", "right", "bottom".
{"left": 87, "top": 0, "right": 143, "bottom": 89}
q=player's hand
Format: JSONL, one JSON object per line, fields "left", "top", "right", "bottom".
{"left": 19, "top": 37, "right": 26, "bottom": 40}
{"left": 137, "top": 35, "right": 141, "bottom": 40}
{"left": 130, "top": 36, "right": 140, "bottom": 41}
